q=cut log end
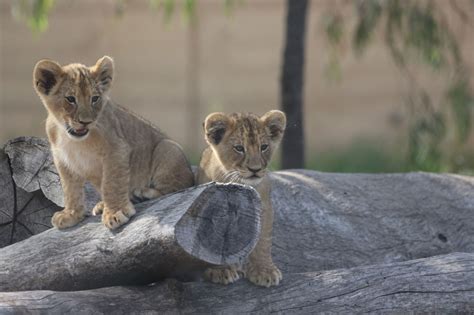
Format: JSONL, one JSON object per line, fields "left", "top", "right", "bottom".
{"left": 176, "top": 182, "right": 262, "bottom": 265}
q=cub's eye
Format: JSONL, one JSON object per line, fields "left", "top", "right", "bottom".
{"left": 65, "top": 96, "right": 76, "bottom": 104}
{"left": 233, "top": 145, "right": 245, "bottom": 153}
{"left": 261, "top": 144, "right": 269, "bottom": 152}
{"left": 91, "top": 96, "right": 100, "bottom": 103}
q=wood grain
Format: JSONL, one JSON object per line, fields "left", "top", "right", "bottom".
{"left": 1, "top": 253, "right": 473, "bottom": 314}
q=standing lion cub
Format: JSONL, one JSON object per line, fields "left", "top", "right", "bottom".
{"left": 33, "top": 56, "right": 194, "bottom": 230}
{"left": 197, "top": 110, "right": 286, "bottom": 287}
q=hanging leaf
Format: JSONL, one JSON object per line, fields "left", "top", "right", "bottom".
{"left": 405, "top": 3, "right": 446, "bottom": 70}
{"left": 183, "top": 0, "right": 196, "bottom": 22}
{"left": 353, "top": 0, "right": 383, "bottom": 54}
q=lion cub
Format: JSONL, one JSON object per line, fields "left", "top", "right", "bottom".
{"left": 197, "top": 110, "right": 286, "bottom": 287}
{"left": 33, "top": 56, "right": 194, "bottom": 230}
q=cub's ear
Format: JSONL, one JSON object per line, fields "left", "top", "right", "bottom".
{"left": 261, "top": 110, "right": 287, "bottom": 141}
{"left": 33, "top": 59, "right": 63, "bottom": 96}
{"left": 204, "top": 112, "right": 231, "bottom": 145}
{"left": 92, "top": 56, "right": 114, "bottom": 92}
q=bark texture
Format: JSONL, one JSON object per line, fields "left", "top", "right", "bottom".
{"left": 270, "top": 170, "right": 474, "bottom": 272}
{"left": 0, "top": 253, "right": 473, "bottom": 314}
{"left": 0, "top": 183, "right": 261, "bottom": 292}
{"left": 0, "top": 142, "right": 59, "bottom": 247}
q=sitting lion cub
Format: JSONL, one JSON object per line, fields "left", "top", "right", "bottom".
{"left": 197, "top": 110, "right": 286, "bottom": 287}
{"left": 33, "top": 56, "right": 194, "bottom": 230}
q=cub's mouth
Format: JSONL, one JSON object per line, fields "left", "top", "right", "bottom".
{"left": 66, "top": 124, "right": 89, "bottom": 138}
{"left": 245, "top": 172, "right": 265, "bottom": 180}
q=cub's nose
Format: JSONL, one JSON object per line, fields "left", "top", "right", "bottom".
{"left": 248, "top": 167, "right": 262, "bottom": 174}
{"left": 78, "top": 120, "right": 93, "bottom": 126}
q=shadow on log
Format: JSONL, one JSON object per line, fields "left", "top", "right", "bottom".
{"left": 1, "top": 252, "right": 473, "bottom": 314}
{"left": 0, "top": 183, "right": 261, "bottom": 292}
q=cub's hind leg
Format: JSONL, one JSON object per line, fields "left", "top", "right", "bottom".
{"left": 132, "top": 187, "right": 161, "bottom": 203}
{"left": 149, "top": 139, "right": 195, "bottom": 196}
{"left": 92, "top": 201, "right": 105, "bottom": 216}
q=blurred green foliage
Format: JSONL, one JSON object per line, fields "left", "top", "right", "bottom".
{"left": 9, "top": 0, "right": 474, "bottom": 173}
{"left": 12, "top": 0, "right": 55, "bottom": 33}
{"left": 12, "top": 0, "right": 238, "bottom": 30}
{"left": 307, "top": 141, "right": 404, "bottom": 173}
{"left": 324, "top": 0, "right": 474, "bottom": 172}
{"left": 307, "top": 139, "right": 474, "bottom": 174}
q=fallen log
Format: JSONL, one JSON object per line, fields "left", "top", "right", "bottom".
{"left": 0, "top": 183, "right": 262, "bottom": 292}
{"left": 2, "top": 161, "right": 474, "bottom": 292}
{"left": 1, "top": 252, "right": 473, "bottom": 314}
{"left": 270, "top": 170, "right": 474, "bottom": 272}
{"left": 3, "top": 137, "right": 474, "bottom": 274}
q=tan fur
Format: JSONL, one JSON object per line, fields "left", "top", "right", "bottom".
{"left": 197, "top": 110, "right": 286, "bottom": 287}
{"left": 33, "top": 56, "right": 194, "bottom": 230}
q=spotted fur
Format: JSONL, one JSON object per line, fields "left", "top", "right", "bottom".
{"left": 197, "top": 110, "right": 286, "bottom": 287}
{"left": 33, "top": 56, "right": 194, "bottom": 230}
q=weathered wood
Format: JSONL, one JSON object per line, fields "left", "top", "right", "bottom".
{"left": 270, "top": 170, "right": 474, "bottom": 273}
{"left": 0, "top": 148, "right": 59, "bottom": 248}
{"left": 1, "top": 252, "right": 473, "bottom": 314}
{"left": 0, "top": 183, "right": 261, "bottom": 292}
{"left": 3, "top": 136, "right": 100, "bottom": 210}
{"left": 4, "top": 137, "right": 63, "bottom": 206}
{"left": 0, "top": 137, "right": 99, "bottom": 248}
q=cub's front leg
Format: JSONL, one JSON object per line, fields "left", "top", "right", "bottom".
{"left": 100, "top": 151, "right": 136, "bottom": 230}
{"left": 204, "top": 264, "right": 243, "bottom": 285}
{"left": 51, "top": 161, "right": 86, "bottom": 229}
{"left": 245, "top": 199, "right": 282, "bottom": 287}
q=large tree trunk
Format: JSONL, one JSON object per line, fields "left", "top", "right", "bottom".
{"left": 1, "top": 252, "right": 473, "bottom": 314}
{"left": 0, "top": 182, "right": 261, "bottom": 292}
{"left": 280, "top": 0, "right": 309, "bottom": 169}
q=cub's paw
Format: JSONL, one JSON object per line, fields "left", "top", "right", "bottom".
{"left": 52, "top": 209, "right": 84, "bottom": 229}
{"left": 92, "top": 201, "right": 105, "bottom": 216}
{"left": 101, "top": 203, "right": 136, "bottom": 230}
{"left": 246, "top": 263, "right": 282, "bottom": 287}
{"left": 132, "top": 187, "right": 161, "bottom": 202}
{"left": 205, "top": 265, "right": 242, "bottom": 285}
